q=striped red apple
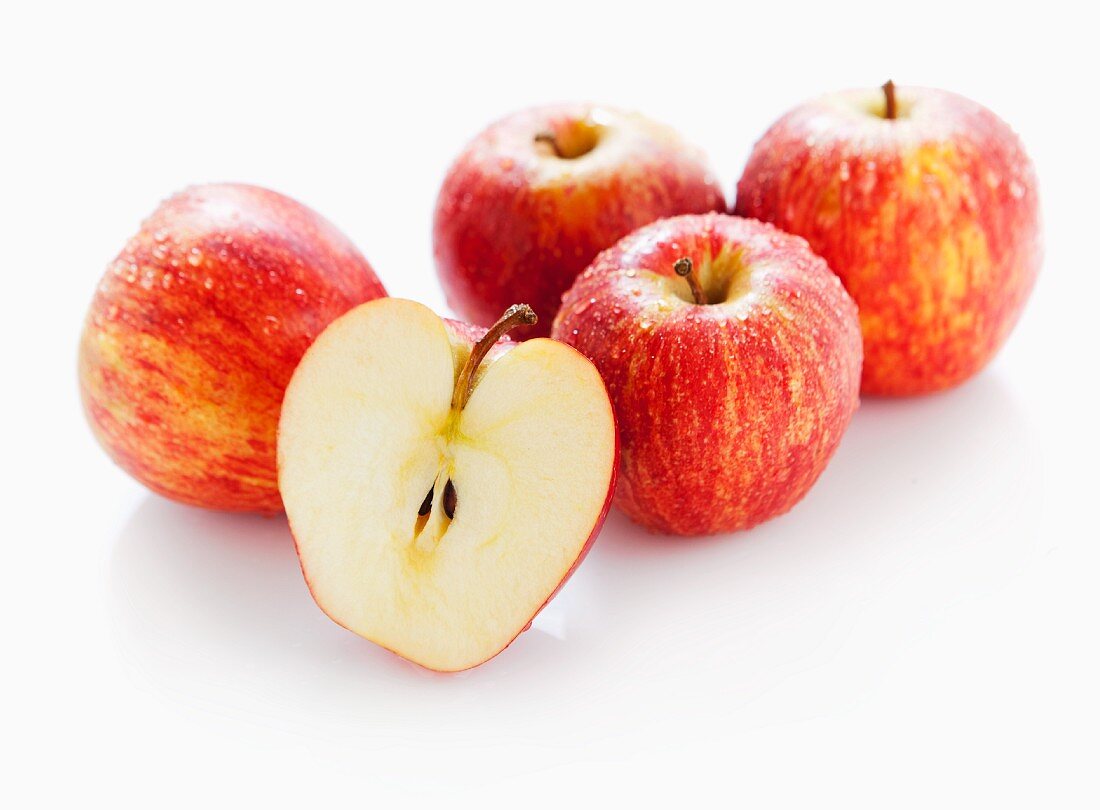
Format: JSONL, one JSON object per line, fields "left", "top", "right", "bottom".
{"left": 735, "top": 82, "right": 1042, "bottom": 395}
{"left": 434, "top": 103, "right": 725, "bottom": 338}
{"left": 553, "top": 213, "right": 862, "bottom": 536}
{"left": 79, "top": 184, "right": 386, "bottom": 512}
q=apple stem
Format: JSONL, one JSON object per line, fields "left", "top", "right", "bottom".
{"left": 534, "top": 131, "right": 563, "bottom": 157}
{"left": 883, "top": 79, "right": 897, "bottom": 120}
{"left": 674, "top": 257, "right": 707, "bottom": 306}
{"left": 451, "top": 304, "right": 538, "bottom": 410}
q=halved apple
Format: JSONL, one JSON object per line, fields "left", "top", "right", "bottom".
{"left": 278, "top": 298, "right": 617, "bottom": 672}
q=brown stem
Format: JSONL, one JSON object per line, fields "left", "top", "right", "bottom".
{"left": 534, "top": 131, "right": 562, "bottom": 157}
{"left": 674, "top": 257, "right": 707, "bottom": 306}
{"left": 451, "top": 304, "right": 537, "bottom": 410}
{"left": 882, "top": 79, "right": 897, "bottom": 120}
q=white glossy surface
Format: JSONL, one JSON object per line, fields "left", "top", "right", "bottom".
{"left": 4, "top": 1, "right": 1096, "bottom": 805}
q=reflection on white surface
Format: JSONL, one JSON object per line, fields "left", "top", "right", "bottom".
{"left": 110, "top": 372, "right": 1041, "bottom": 744}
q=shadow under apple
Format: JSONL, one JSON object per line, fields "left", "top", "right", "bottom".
{"left": 581, "top": 370, "right": 1042, "bottom": 719}
{"left": 110, "top": 369, "right": 1041, "bottom": 738}
{"left": 109, "top": 493, "right": 602, "bottom": 740}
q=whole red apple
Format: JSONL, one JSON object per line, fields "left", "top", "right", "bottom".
{"left": 79, "top": 183, "right": 386, "bottom": 513}
{"left": 433, "top": 103, "right": 725, "bottom": 338}
{"left": 735, "top": 82, "right": 1042, "bottom": 395}
{"left": 552, "top": 213, "right": 862, "bottom": 536}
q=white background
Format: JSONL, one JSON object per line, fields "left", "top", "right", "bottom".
{"left": 3, "top": 1, "right": 1097, "bottom": 806}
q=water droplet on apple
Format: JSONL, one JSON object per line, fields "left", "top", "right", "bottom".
{"left": 187, "top": 248, "right": 203, "bottom": 267}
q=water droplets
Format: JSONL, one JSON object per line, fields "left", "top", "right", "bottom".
{"left": 187, "top": 247, "right": 203, "bottom": 267}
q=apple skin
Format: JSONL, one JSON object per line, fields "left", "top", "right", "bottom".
{"left": 552, "top": 213, "right": 862, "bottom": 536}
{"left": 734, "top": 85, "right": 1042, "bottom": 395}
{"left": 79, "top": 183, "right": 386, "bottom": 513}
{"left": 281, "top": 308, "right": 618, "bottom": 672}
{"left": 433, "top": 103, "right": 725, "bottom": 339}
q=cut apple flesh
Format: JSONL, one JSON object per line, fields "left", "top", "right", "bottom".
{"left": 278, "top": 298, "right": 616, "bottom": 671}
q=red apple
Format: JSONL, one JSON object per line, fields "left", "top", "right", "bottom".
{"left": 433, "top": 103, "right": 725, "bottom": 338}
{"left": 735, "top": 82, "right": 1042, "bottom": 395}
{"left": 79, "top": 183, "right": 386, "bottom": 513}
{"left": 278, "top": 299, "right": 618, "bottom": 671}
{"left": 552, "top": 213, "right": 862, "bottom": 536}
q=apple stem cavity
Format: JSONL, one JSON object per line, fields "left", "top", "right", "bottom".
{"left": 451, "top": 304, "right": 538, "bottom": 411}
{"left": 674, "top": 257, "right": 708, "bottom": 306}
{"left": 883, "top": 79, "right": 897, "bottom": 120}
{"left": 534, "top": 131, "right": 563, "bottom": 158}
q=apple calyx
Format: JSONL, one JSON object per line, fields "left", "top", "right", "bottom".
{"left": 882, "top": 79, "right": 897, "bottom": 120}
{"left": 674, "top": 257, "right": 708, "bottom": 305}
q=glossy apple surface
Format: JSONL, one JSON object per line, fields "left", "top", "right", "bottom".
{"left": 553, "top": 214, "right": 862, "bottom": 536}
{"left": 79, "top": 183, "right": 386, "bottom": 512}
{"left": 735, "top": 85, "right": 1041, "bottom": 395}
{"left": 433, "top": 103, "right": 725, "bottom": 338}
{"left": 278, "top": 299, "right": 617, "bottom": 671}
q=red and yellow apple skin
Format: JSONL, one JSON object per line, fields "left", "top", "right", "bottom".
{"left": 433, "top": 103, "right": 725, "bottom": 338}
{"left": 735, "top": 86, "right": 1042, "bottom": 396}
{"left": 79, "top": 184, "right": 386, "bottom": 513}
{"left": 552, "top": 214, "right": 862, "bottom": 536}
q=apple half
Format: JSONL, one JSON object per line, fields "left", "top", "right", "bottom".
{"left": 278, "top": 298, "right": 617, "bottom": 671}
